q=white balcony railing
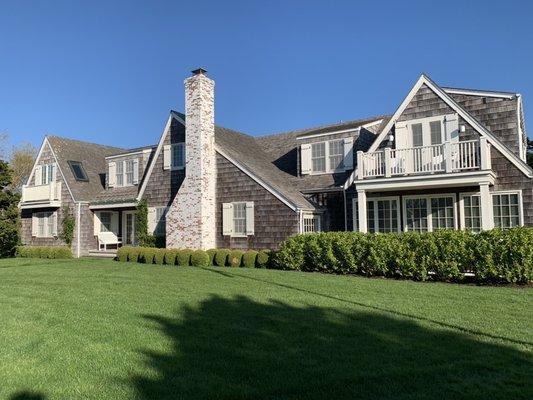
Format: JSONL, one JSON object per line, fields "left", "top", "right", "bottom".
{"left": 358, "top": 138, "right": 491, "bottom": 179}
{"left": 21, "top": 181, "right": 62, "bottom": 204}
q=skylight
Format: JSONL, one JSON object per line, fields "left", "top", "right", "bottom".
{"left": 67, "top": 161, "right": 89, "bottom": 182}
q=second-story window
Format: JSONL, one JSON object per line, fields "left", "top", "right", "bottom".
{"left": 116, "top": 161, "right": 124, "bottom": 187}
{"left": 41, "top": 164, "right": 55, "bottom": 185}
{"left": 125, "top": 160, "right": 134, "bottom": 185}
{"left": 411, "top": 123, "right": 423, "bottom": 147}
{"left": 329, "top": 140, "right": 344, "bottom": 171}
{"left": 430, "top": 121, "right": 442, "bottom": 145}
{"left": 171, "top": 143, "right": 185, "bottom": 169}
{"left": 311, "top": 142, "right": 326, "bottom": 172}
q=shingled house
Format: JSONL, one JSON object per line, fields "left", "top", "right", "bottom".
{"left": 19, "top": 69, "right": 533, "bottom": 257}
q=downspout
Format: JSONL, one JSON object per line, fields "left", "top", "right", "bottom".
{"left": 76, "top": 202, "right": 81, "bottom": 258}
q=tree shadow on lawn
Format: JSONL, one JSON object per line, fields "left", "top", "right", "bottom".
{"left": 133, "top": 295, "right": 532, "bottom": 400}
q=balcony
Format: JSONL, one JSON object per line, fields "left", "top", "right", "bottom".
{"left": 20, "top": 181, "right": 62, "bottom": 209}
{"left": 357, "top": 138, "right": 492, "bottom": 180}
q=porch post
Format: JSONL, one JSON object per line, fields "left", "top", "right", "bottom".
{"left": 357, "top": 151, "right": 364, "bottom": 180}
{"left": 357, "top": 189, "right": 367, "bottom": 233}
{"left": 479, "top": 182, "right": 494, "bottom": 230}
{"left": 384, "top": 148, "right": 391, "bottom": 178}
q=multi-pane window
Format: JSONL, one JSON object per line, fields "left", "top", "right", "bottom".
{"left": 430, "top": 121, "right": 442, "bottom": 145}
{"left": 125, "top": 160, "right": 134, "bottom": 185}
{"left": 116, "top": 161, "right": 124, "bottom": 187}
{"left": 493, "top": 193, "right": 520, "bottom": 228}
{"left": 329, "top": 140, "right": 344, "bottom": 171}
{"left": 405, "top": 196, "right": 455, "bottom": 232}
{"left": 233, "top": 202, "right": 247, "bottom": 236}
{"left": 431, "top": 197, "right": 454, "bottom": 230}
{"left": 354, "top": 198, "right": 400, "bottom": 233}
{"left": 100, "top": 212, "right": 112, "bottom": 232}
{"left": 303, "top": 214, "right": 321, "bottom": 233}
{"left": 462, "top": 195, "right": 481, "bottom": 232}
{"left": 311, "top": 142, "right": 326, "bottom": 173}
{"left": 411, "top": 123, "right": 423, "bottom": 147}
{"left": 34, "top": 211, "right": 55, "bottom": 237}
{"left": 405, "top": 198, "right": 429, "bottom": 232}
{"left": 172, "top": 143, "right": 185, "bottom": 169}
{"left": 41, "top": 164, "right": 55, "bottom": 185}
{"left": 155, "top": 207, "right": 167, "bottom": 236}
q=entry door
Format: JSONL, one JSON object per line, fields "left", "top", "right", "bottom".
{"left": 122, "top": 211, "right": 136, "bottom": 245}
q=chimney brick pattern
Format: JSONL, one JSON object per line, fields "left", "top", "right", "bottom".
{"left": 166, "top": 73, "right": 216, "bottom": 249}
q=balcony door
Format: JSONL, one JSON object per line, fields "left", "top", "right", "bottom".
{"left": 406, "top": 119, "right": 444, "bottom": 173}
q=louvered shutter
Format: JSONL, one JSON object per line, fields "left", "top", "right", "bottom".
{"left": 34, "top": 165, "right": 42, "bottom": 186}
{"left": 163, "top": 145, "right": 171, "bottom": 170}
{"left": 133, "top": 158, "right": 139, "bottom": 184}
{"left": 222, "top": 203, "right": 234, "bottom": 236}
{"left": 343, "top": 137, "right": 354, "bottom": 170}
{"left": 444, "top": 114, "right": 459, "bottom": 142}
{"left": 111, "top": 212, "right": 119, "bottom": 234}
{"left": 51, "top": 163, "right": 57, "bottom": 182}
{"left": 52, "top": 212, "right": 58, "bottom": 237}
{"left": 301, "top": 144, "right": 312, "bottom": 175}
{"left": 32, "top": 213, "right": 38, "bottom": 236}
{"left": 147, "top": 207, "right": 157, "bottom": 234}
{"left": 394, "top": 122, "right": 408, "bottom": 149}
{"left": 93, "top": 212, "right": 101, "bottom": 236}
{"left": 245, "top": 202, "right": 255, "bottom": 235}
{"left": 108, "top": 162, "right": 116, "bottom": 188}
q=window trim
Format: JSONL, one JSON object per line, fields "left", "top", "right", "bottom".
{"left": 311, "top": 142, "right": 326, "bottom": 174}
{"left": 458, "top": 192, "right": 482, "bottom": 232}
{"left": 113, "top": 159, "right": 138, "bottom": 187}
{"left": 303, "top": 213, "right": 322, "bottom": 233}
{"left": 402, "top": 194, "right": 457, "bottom": 232}
{"left": 40, "top": 163, "right": 55, "bottom": 186}
{"left": 232, "top": 201, "right": 247, "bottom": 238}
{"left": 353, "top": 196, "right": 401, "bottom": 233}
{"left": 171, "top": 142, "right": 185, "bottom": 170}
{"left": 34, "top": 211, "right": 56, "bottom": 238}
{"left": 309, "top": 139, "right": 348, "bottom": 175}
{"left": 67, "top": 160, "right": 89, "bottom": 182}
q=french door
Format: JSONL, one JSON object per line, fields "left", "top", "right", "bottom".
{"left": 122, "top": 211, "right": 136, "bottom": 245}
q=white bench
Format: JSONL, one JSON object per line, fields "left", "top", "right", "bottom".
{"left": 98, "top": 232, "right": 122, "bottom": 251}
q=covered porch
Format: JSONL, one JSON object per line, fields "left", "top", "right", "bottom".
{"left": 90, "top": 203, "right": 138, "bottom": 253}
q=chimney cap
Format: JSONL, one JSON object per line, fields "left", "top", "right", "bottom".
{"left": 191, "top": 68, "right": 208, "bottom": 76}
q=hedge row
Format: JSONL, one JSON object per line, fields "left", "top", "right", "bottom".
{"left": 273, "top": 228, "right": 533, "bottom": 284}
{"left": 15, "top": 246, "right": 73, "bottom": 259}
{"left": 116, "top": 246, "right": 272, "bottom": 268}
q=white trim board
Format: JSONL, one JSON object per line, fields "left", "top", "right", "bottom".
{"left": 442, "top": 87, "right": 517, "bottom": 100}
{"left": 344, "top": 74, "right": 533, "bottom": 189}
{"left": 89, "top": 202, "right": 137, "bottom": 210}
{"left": 296, "top": 119, "right": 384, "bottom": 141}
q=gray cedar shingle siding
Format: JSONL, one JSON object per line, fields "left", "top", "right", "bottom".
{"left": 216, "top": 153, "right": 299, "bottom": 250}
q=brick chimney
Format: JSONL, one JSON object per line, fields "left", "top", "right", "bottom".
{"left": 166, "top": 68, "right": 216, "bottom": 250}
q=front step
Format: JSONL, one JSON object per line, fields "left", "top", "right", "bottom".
{"left": 88, "top": 250, "right": 117, "bottom": 259}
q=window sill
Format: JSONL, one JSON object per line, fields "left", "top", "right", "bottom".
{"left": 171, "top": 166, "right": 185, "bottom": 171}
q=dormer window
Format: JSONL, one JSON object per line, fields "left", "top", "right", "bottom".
{"left": 108, "top": 158, "right": 139, "bottom": 188}
{"left": 311, "top": 143, "right": 326, "bottom": 172}
{"left": 329, "top": 139, "right": 344, "bottom": 170}
{"left": 40, "top": 163, "right": 55, "bottom": 185}
{"left": 301, "top": 137, "right": 353, "bottom": 175}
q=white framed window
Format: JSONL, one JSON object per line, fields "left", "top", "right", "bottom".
{"left": 222, "top": 202, "right": 254, "bottom": 237}
{"left": 100, "top": 212, "right": 112, "bottom": 232}
{"left": 116, "top": 161, "right": 124, "bottom": 187}
{"left": 404, "top": 115, "right": 451, "bottom": 148}
{"left": 329, "top": 140, "right": 344, "bottom": 171}
{"left": 493, "top": 192, "right": 522, "bottom": 228}
{"left": 403, "top": 195, "right": 457, "bottom": 232}
{"left": 41, "top": 164, "right": 55, "bottom": 185}
{"left": 33, "top": 211, "right": 57, "bottom": 237}
{"left": 459, "top": 194, "right": 481, "bottom": 232}
{"left": 125, "top": 160, "right": 134, "bottom": 185}
{"left": 430, "top": 120, "right": 442, "bottom": 145}
{"left": 171, "top": 143, "right": 185, "bottom": 169}
{"left": 154, "top": 207, "right": 167, "bottom": 236}
{"left": 311, "top": 142, "right": 326, "bottom": 173}
{"left": 303, "top": 214, "right": 321, "bottom": 233}
{"left": 411, "top": 123, "right": 424, "bottom": 147}
{"left": 353, "top": 197, "right": 401, "bottom": 233}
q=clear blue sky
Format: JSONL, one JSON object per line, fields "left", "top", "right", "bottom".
{"left": 1, "top": 0, "right": 532, "bottom": 150}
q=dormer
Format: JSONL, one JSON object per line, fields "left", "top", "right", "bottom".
{"left": 299, "top": 134, "right": 354, "bottom": 175}
{"left": 106, "top": 151, "right": 144, "bottom": 188}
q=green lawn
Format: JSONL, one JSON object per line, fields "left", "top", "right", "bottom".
{"left": 0, "top": 259, "right": 531, "bottom": 400}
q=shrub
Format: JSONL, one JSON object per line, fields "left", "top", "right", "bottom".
{"left": 214, "top": 249, "right": 230, "bottom": 267}
{"left": 164, "top": 249, "right": 178, "bottom": 266}
{"left": 116, "top": 247, "right": 129, "bottom": 262}
{"left": 176, "top": 250, "right": 193, "bottom": 266}
{"left": 14, "top": 246, "right": 72, "bottom": 259}
{"left": 228, "top": 250, "right": 244, "bottom": 268}
{"left": 273, "top": 228, "right": 533, "bottom": 284}
{"left": 242, "top": 250, "right": 258, "bottom": 268}
{"left": 206, "top": 249, "right": 217, "bottom": 266}
{"left": 154, "top": 249, "right": 166, "bottom": 265}
{"left": 139, "top": 248, "right": 157, "bottom": 264}
{"left": 127, "top": 247, "right": 140, "bottom": 263}
{"left": 256, "top": 250, "right": 272, "bottom": 269}
{"left": 191, "top": 250, "right": 210, "bottom": 267}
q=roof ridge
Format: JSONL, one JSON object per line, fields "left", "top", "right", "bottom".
{"left": 46, "top": 134, "right": 125, "bottom": 151}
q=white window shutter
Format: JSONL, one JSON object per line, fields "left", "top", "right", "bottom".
{"left": 301, "top": 144, "right": 312, "bottom": 175}
{"left": 222, "top": 203, "right": 233, "bottom": 236}
{"left": 133, "top": 158, "right": 139, "bottom": 184}
{"left": 35, "top": 165, "right": 42, "bottom": 186}
{"left": 51, "top": 163, "right": 57, "bottom": 182}
{"left": 52, "top": 212, "right": 58, "bottom": 237}
{"left": 32, "top": 214, "right": 38, "bottom": 236}
{"left": 445, "top": 114, "right": 460, "bottom": 142}
{"left": 343, "top": 137, "right": 354, "bottom": 170}
{"left": 147, "top": 207, "right": 157, "bottom": 234}
{"left": 163, "top": 145, "right": 171, "bottom": 170}
{"left": 93, "top": 212, "right": 101, "bottom": 236}
{"left": 245, "top": 202, "right": 255, "bottom": 235}
{"left": 108, "top": 162, "right": 116, "bottom": 188}
{"left": 394, "top": 122, "right": 408, "bottom": 149}
{"left": 111, "top": 212, "right": 119, "bottom": 234}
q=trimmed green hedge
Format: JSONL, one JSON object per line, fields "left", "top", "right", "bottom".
{"left": 242, "top": 250, "right": 258, "bottom": 268}
{"left": 273, "top": 229, "right": 533, "bottom": 284}
{"left": 214, "top": 249, "right": 230, "bottom": 267}
{"left": 15, "top": 246, "right": 72, "bottom": 259}
{"left": 191, "top": 250, "right": 209, "bottom": 267}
